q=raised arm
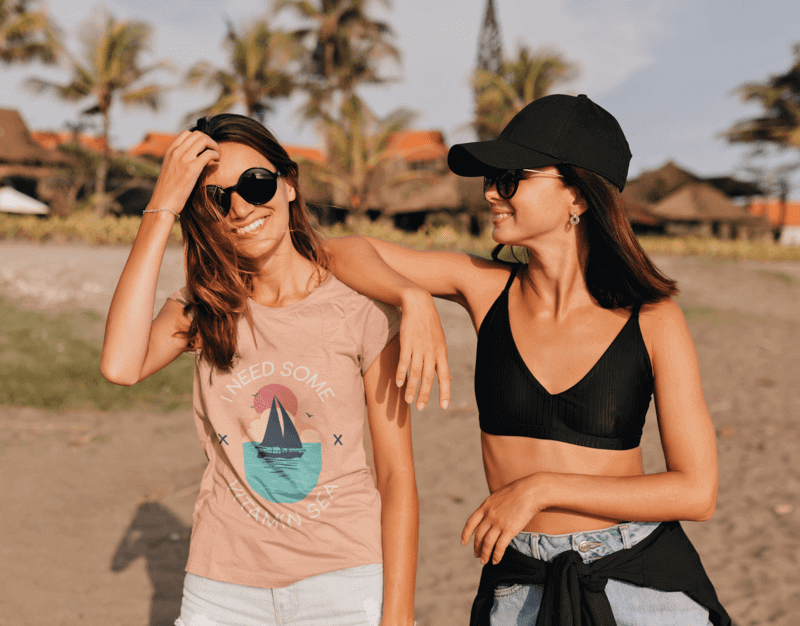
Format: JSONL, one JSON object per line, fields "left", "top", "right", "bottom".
{"left": 100, "top": 131, "right": 220, "bottom": 385}
{"left": 461, "top": 299, "right": 719, "bottom": 565}
{"left": 363, "top": 335, "right": 418, "bottom": 626}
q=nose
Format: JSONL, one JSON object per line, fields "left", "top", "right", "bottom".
{"left": 484, "top": 179, "right": 500, "bottom": 202}
{"left": 227, "top": 191, "right": 254, "bottom": 221}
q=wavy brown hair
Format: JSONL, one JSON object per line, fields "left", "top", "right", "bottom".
{"left": 178, "top": 114, "right": 330, "bottom": 371}
{"left": 492, "top": 164, "right": 677, "bottom": 308}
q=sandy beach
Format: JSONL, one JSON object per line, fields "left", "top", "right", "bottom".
{"left": 0, "top": 242, "right": 798, "bottom": 626}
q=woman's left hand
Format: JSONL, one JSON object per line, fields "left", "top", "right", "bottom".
{"left": 397, "top": 288, "right": 450, "bottom": 411}
{"left": 461, "top": 474, "right": 545, "bottom": 565}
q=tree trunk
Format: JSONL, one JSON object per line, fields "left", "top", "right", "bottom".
{"left": 93, "top": 110, "right": 111, "bottom": 217}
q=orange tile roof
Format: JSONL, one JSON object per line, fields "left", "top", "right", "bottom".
{"left": 128, "top": 131, "right": 180, "bottom": 158}
{"left": 284, "top": 145, "right": 325, "bottom": 163}
{"left": 748, "top": 199, "right": 800, "bottom": 226}
{"left": 386, "top": 130, "right": 447, "bottom": 162}
{"left": 30, "top": 130, "right": 108, "bottom": 153}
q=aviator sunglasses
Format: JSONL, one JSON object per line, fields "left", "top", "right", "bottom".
{"left": 205, "top": 167, "right": 284, "bottom": 217}
{"left": 483, "top": 168, "right": 563, "bottom": 199}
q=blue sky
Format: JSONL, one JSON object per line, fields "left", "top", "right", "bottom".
{"left": 2, "top": 0, "right": 800, "bottom": 194}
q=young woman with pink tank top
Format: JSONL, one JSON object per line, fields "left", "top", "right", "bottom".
{"left": 326, "top": 95, "right": 731, "bottom": 625}
{"left": 101, "top": 114, "right": 425, "bottom": 626}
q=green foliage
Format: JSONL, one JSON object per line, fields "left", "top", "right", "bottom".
{"left": 0, "top": 296, "right": 194, "bottom": 412}
{"left": 473, "top": 45, "right": 577, "bottom": 140}
{"left": 0, "top": 0, "right": 60, "bottom": 65}
{"left": 310, "top": 94, "right": 417, "bottom": 212}
{"left": 2, "top": 214, "right": 800, "bottom": 261}
{"left": 25, "top": 7, "right": 171, "bottom": 216}
{"left": 724, "top": 42, "right": 800, "bottom": 149}
{"left": 637, "top": 235, "right": 800, "bottom": 261}
{"left": 184, "top": 19, "right": 297, "bottom": 124}
{"left": 0, "top": 214, "right": 182, "bottom": 244}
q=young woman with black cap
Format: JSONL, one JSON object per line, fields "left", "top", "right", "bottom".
{"left": 326, "top": 94, "right": 730, "bottom": 625}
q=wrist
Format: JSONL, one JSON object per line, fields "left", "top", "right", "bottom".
{"left": 398, "top": 285, "right": 432, "bottom": 310}
{"left": 143, "top": 206, "right": 180, "bottom": 220}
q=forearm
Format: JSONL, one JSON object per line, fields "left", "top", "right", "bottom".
{"left": 326, "top": 235, "right": 430, "bottom": 308}
{"left": 100, "top": 211, "right": 176, "bottom": 384}
{"left": 536, "top": 468, "right": 717, "bottom": 522}
{"left": 378, "top": 474, "right": 419, "bottom": 625}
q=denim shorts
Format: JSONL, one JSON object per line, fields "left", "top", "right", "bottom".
{"left": 175, "top": 564, "right": 383, "bottom": 626}
{"left": 490, "top": 522, "right": 713, "bottom": 626}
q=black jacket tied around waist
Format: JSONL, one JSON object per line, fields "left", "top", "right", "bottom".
{"left": 470, "top": 521, "right": 731, "bottom": 626}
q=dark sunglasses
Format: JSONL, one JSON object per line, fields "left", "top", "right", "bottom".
{"left": 483, "top": 169, "right": 563, "bottom": 199}
{"left": 205, "top": 167, "right": 283, "bottom": 217}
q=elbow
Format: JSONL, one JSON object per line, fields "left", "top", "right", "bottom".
{"left": 686, "top": 483, "right": 717, "bottom": 522}
{"left": 692, "top": 496, "right": 717, "bottom": 522}
{"left": 99, "top": 361, "right": 138, "bottom": 386}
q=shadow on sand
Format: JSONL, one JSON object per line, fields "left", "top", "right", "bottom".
{"left": 111, "top": 501, "right": 190, "bottom": 626}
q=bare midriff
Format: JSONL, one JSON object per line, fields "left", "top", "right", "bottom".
{"left": 481, "top": 432, "right": 645, "bottom": 535}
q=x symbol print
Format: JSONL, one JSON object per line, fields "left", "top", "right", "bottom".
{"left": 333, "top": 434, "right": 343, "bottom": 446}
{"left": 218, "top": 433, "right": 228, "bottom": 445}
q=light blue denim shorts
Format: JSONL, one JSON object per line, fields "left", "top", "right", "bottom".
{"left": 490, "top": 522, "right": 713, "bottom": 626}
{"left": 175, "top": 564, "right": 383, "bottom": 626}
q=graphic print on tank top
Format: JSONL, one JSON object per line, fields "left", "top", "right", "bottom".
{"left": 242, "top": 383, "right": 322, "bottom": 503}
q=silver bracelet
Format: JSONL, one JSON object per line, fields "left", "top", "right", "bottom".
{"left": 143, "top": 208, "right": 180, "bottom": 219}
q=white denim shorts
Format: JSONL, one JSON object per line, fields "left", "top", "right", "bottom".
{"left": 175, "top": 564, "right": 383, "bottom": 626}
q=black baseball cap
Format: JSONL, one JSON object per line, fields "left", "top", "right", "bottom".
{"left": 448, "top": 94, "right": 632, "bottom": 191}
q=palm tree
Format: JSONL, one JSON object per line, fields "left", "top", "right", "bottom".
{"left": 27, "top": 9, "right": 171, "bottom": 215}
{"left": 723, "top": 43, "right": 800, "bottom": 149}
{"left": 0, "top": 0, "right": 59, "bottom": 65}
{"left": 275, "top": 0, "right": 400, "bottom": 117}
{"left": 308, "top": 93, "right": 415, "bottom": 216}
{"left": 184, "top": 18, "right": 297, "bottom": 125}
{"left": 473, "top": 45, "right": 576, "bottom": 139}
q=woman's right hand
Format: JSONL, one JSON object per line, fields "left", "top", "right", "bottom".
{"left": 147, "top": 130, "right": 221, "bottom": 215}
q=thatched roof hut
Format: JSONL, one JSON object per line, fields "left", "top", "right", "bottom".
{"left": 650, "top": 182, "right": 756, "bottom": 222}
{"left": 0, "top": 108, "right": 68, "bottom": 166}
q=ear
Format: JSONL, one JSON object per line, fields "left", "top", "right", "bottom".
{"left": 284, "top": 179, "right": 297, "bottom": 203}
{"left": 568, "top": 185, "right": 589, "bottom": 216}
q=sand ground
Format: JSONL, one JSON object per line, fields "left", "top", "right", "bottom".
{"left": 0, "top": 242, "right": 798, "bottom": 626}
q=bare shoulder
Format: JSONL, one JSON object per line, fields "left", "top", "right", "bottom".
{"left": 638, "top": 298, "right": 695, "bottom": 361}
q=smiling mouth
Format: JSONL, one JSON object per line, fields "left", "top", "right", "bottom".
{"left": 491, "top": 211, "right": 513, "bottom": 225}
{"left": 234, "top": 217, "right": 265, "bottom": 235}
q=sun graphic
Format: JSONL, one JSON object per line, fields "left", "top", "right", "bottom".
{"left": 253, "top": 384, "right": 298, "bottom": 415}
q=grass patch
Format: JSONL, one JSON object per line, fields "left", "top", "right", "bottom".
{"left": 679, "top": 303, "right": 768, "bottom": 325}
{"left": 756, "top": 269, "right": 798, "bottom": 285}
{"left": 3, "top": 214, "right": 800, "bottom": 261}
{"left": 0, "top": 296, "right": 194, "bottom": 412}
{"left": 638, "top": 235, "right": 800, "bottom": 261}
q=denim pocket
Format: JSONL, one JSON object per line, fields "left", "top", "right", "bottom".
{"left": 493, "top": 583, "right": 524, "bottom": 597}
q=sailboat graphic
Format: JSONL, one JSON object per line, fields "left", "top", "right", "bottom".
{"left": 256, "top": 397, "right": 306, "bottom": 460}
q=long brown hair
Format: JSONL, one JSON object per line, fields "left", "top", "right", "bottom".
{"left": 178, "top": 114, "right": 329, "bottom": 371}
{"left": 492, "top": 164, "right": 677, "bottom": 308}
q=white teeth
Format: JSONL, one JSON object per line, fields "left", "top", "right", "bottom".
{"left": 236, "top": 218, "right": 264, "bottom": 234}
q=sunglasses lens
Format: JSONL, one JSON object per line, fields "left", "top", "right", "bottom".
{"left": 206, "top": 186, "right": 230, "bottom": 216}
{"left": 497, "top": 172, "right": 519, "bottom": 199}
{"left": 238, "top": 169, "right": 278, "bottom": 205}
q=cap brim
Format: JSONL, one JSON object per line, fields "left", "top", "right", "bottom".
{"left": 447, "top": 138, "right": 561, "bottom": 176}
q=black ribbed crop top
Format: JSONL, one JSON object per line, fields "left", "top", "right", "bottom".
{"left": 475, "top": 267, "right": 653, "bottom": 450}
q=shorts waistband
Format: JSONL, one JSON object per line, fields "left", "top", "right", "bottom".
{"left": 508, "top": 521, "right": 661, "bottom": 564}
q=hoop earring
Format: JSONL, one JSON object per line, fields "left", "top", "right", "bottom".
{"left": 570, "top": 210, "right": 580, "bottom": 226}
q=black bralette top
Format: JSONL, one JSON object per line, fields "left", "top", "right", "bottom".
{"left": 475, "top": 267, "right": 653, "bottom": 450}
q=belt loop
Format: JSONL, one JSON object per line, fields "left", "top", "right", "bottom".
{"left": 620, "top": 524, "right": 631, "bottom": 550}
{"left": 530, "top": 533, "right": 541, "bottom": 560}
